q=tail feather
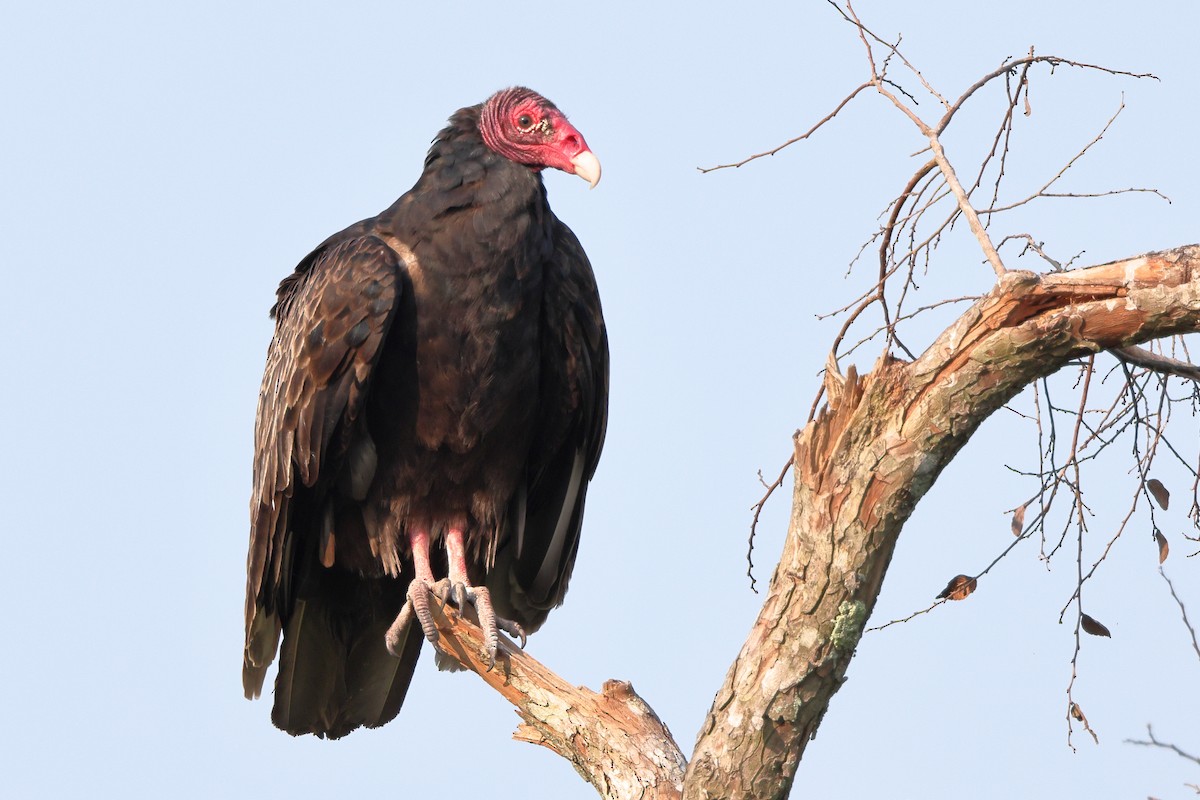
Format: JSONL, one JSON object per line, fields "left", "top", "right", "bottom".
{"left": 345, "top": 617, "right": 422, "bottom": 729}
{"left": 271, "top": 582, "right": 421, "bottom": 739}
{"left": 272, "top": 598, "right": 343, "bottom": 736}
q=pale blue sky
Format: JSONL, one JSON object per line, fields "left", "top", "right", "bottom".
{"left": 3, "top": 2, "right": 1198, "bottom": 797}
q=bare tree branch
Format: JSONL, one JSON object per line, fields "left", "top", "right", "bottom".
{"left": 836, "top": 1, "right": 1008, "bottom": 276}
{"left": 1113, "top": 346, "right": 1200, "bottom": 383}
{"left": 427, "top": 602, "right": 687, "bottom": 800}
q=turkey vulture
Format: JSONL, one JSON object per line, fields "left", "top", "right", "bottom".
{"left": 242, "top": 87, "right": 608, "bottom": 738}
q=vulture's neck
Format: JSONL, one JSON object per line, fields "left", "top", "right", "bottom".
{"left": 376, "top": 105, "right": 547, "bottom": 235}
{"left": 367, "top": 107, "right": 555, "bottom": 284}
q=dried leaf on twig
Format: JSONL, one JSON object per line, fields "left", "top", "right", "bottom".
{"left": 1068, "top": 701, "right": 1100, "bottom": 744}
{"left": 936, "top": 574, "right": 977, "bottom": 601}
{"left": 1080, "top": 614, "right": 1112, "bottom": 638}
{"left": 1155, "top": 530, "right": 1169, "bottom": 564}
{"left": 1146, "top": 478, "right": 1170, "bottom": 510}
{"left": 1011, "top": 504, "right": 1027, "bottom": 537}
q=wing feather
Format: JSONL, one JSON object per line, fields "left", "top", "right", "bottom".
{"left": 243, "top": 235, "right": 400, "bottom": 696}
{"left": 489, "top": 220, "right": 608, "bottom": 630}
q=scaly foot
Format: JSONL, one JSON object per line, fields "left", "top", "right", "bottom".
{"left": 384, "top": 524, "right": 527, "bottom": 665}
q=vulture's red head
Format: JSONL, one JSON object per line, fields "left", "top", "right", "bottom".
{"left": 479, "top": 87, "right": 601, "bottom": 188}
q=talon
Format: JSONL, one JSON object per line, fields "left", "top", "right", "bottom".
{"left": 451, "top": 582, "right": 469, "bottom": 614}
{"left": 463, "top": 584, "right": 499, "bottom": 666}
{"left": 430, "top": 577, "right": 452, "bottom": 610}
{"left": 498, "top": 618, "right": 527, "bottom": 649}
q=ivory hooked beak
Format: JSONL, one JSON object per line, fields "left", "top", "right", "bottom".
{"left": 570, "top": 150, "right": 602, "bottom": 189}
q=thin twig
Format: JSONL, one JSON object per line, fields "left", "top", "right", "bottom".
{"left": 1126, "top": 725, "right": 1200, "bottom": 767}
{"left": 698, "top": 82, "right": 873, "bottom": 173}
{"left": 865, "top": 599, "right": 947, "bottom": 632}
{"left": 747, "top": 457, "right": 793, "bottom": 593}
{"left": 1159, "top": 568, "right": 1200, "bottom": 664}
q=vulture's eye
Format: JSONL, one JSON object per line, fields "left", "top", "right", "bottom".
{"left": 516, "top": 114, "right": 535, "bottom": 131}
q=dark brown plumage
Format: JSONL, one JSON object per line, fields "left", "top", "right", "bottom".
{"left": 243, "top": 88, "right": 607, "bottom": 739}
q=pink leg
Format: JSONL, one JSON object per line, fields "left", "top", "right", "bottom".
{"left": 409, "top": 527, "right": 436, "bottom": 584}
{"left": 443, "top": 525, "right": 499, "bottom": 659}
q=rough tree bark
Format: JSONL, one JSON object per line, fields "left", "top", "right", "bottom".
{"left": 430, "top": 245, "right": 1200, "bottom": 799}
{"left": 422, "top": 602, "right": 687, "bottom": 799}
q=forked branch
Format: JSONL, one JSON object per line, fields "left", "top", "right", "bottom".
{"left": 683, "top": 246, "right": 1200, "bottom": 800}
{"left": 439, "top": 247, "right": 1200, "bottom": 800}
